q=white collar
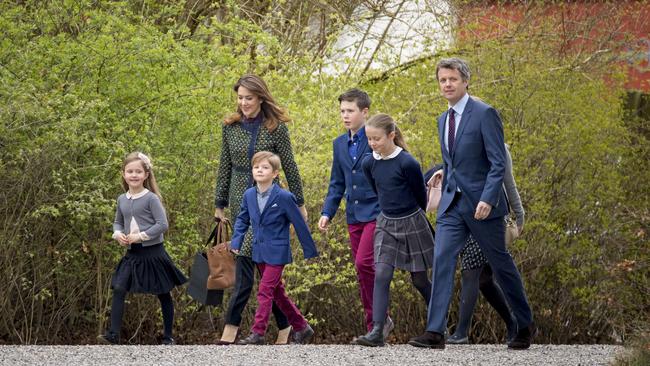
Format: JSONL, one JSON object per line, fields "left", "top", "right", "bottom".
{"left": 448, "top": 92, "right": 470, "bottom": 115}
{"left": 373, "top": 146, "right": 403, "bottom": 160}
{"left": 126, "top": 188, "right": 150, "bottom": 200}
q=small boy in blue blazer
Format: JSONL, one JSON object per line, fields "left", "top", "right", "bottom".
{"left": 318, "top": 89, "right": 392, "bottom": 339}
{"left": 231, "top": 151, "right": 318, "bottom": 345}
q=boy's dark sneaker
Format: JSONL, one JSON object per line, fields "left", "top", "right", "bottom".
{"left": 97, "top": 332, "right": 119, "bottom": 345}
{"left": 161, "top": 336, "right": 176, "bottom": 345}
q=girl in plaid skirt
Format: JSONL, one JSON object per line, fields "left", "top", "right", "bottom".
{"left": 355, "top": 114, "right": 435, "bottom": 347}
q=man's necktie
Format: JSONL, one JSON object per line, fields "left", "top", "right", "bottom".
{"left": 448, "top": 108, "right": 456, "bottom": 153}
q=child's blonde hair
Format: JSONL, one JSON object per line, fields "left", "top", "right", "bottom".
{"left": 121, "top": 152, "right": 162, "bottom": 200}
{"left": 365, "top": 113, "right": 409, "bottom": 151}
{"left": 251, "top": 151, "right": 281, "bottom": 172}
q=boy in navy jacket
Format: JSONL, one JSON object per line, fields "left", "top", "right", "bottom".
{"left": 318, "top": 89, "right": 392, "bottom": 338}
{"left": 232, "top": 151, "right": 318, "bottom": 345}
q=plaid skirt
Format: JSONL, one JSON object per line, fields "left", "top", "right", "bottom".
{"left": 459, "top": 235, "right": 488, "bottom": 271}
{"left": 374, "top": 209, "right": 435, "bottom": 272}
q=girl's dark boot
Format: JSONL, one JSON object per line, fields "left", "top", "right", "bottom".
{"left": 355, "top": 321, "right": 385, "bottom": 347}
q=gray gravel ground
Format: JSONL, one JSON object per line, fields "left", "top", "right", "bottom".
{"left": 0, "top": 344, "right": 623, "bottom": 366}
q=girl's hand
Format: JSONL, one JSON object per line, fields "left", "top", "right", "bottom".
{"left": 231, "top": 248, "right": 239, "bottom": 255}
{"left": 126, "top": 233, "right": 142, "bottom": 244}
{"left": 517, "top": 224, "right": 524, "bottom": 236}
{"left": 299, "top": 205, "right": 308, "bottom": 222}
{"left": 115, "top": 233, "right": 129, "bottom": 246}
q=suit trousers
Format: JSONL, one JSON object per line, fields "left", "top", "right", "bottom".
{"left": 348, "top": 220, "right": 377, "bottom": 331}
{"left": 224, "top": 256, "right": 289, "bottom": 329}
{"left": 251, "top": 263, "right": 308, "bottom": 336}
{"left": 426, "top": 198, "right": 533, "bottom": 333}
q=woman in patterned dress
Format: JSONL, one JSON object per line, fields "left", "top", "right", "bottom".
{"left": 214, "top": 74, "right": 308, "bottom": 345}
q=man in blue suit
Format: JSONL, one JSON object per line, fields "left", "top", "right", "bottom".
{"left": 409, "top": 58, "right": 536, "bottom": 349}
{"left": 318, "top": 89, "right": 390, "bottom": 338}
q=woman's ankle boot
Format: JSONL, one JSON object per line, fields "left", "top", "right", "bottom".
{"left": 355, "top": 322, "right": 385, "bottom": 347}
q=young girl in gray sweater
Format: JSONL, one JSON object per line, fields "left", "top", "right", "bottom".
{"left": 98, "top": 152, "right": 186, "bottom": 345}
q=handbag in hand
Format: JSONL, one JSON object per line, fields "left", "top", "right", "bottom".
{"left": 206, "top": 220, "right": 236, "bottom": 290}
{"left": 426, "top": 169, "right": 444, "bottom": 212}
{"left": 505, "top": 218, "right": 519, "bottom": 246}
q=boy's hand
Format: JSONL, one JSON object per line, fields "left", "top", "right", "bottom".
{"left": 318, "top": 216, "right": 330, "bottom": 231}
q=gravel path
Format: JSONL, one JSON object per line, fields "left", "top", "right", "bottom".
{"left": 0, "top": 344, "right": 623, "bottom": 366}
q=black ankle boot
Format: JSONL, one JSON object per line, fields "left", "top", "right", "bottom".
{"left": 355, "top": 322, "right": 385, "bottom": 347}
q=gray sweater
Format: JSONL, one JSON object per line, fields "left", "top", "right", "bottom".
{"left": 113, "top": 190, "right": 168, "bottom": 247}
{"left": 504, "top": 145, "right": 525, "bottom": 227}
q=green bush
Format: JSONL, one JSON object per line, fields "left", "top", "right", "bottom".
{"left": 0, "top": 1, "right": 646, "bottom": 344}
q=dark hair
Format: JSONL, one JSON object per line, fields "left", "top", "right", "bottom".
{"left": 225, "top": 74, "right": 290, "bottom": 132}
{"left": 338, "top": 88, "right": 371, "bottom": 110}
{"left": 365, "top": 113, "right": 409, "bottom": 151}
{"left": 436, "top": 57, "right": 471, "bottom": 82}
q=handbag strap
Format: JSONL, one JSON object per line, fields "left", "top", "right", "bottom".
{"left": 206, "top": 225, "right": 219, "bottom": 247}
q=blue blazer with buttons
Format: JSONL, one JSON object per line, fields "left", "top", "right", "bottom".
{"left": 231, "top": 184, "right": 318, "bottom": 265}
{"left": 321, "top": 127, "right": 380, "bottom": 224}
{"left": 437, "top": 96, "right": 509, "bottom": 220}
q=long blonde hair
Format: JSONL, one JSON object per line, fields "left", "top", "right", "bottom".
{"left": 224, "top": 74, "right": 291, "bottom": 132}
{"left": 120, "top": 152, "right": 162, "bottom": 200}
{"left": 365, "top": 113, "right": 409, "bottom": 151}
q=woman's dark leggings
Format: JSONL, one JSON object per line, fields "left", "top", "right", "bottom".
{"left": 110, "top": 290, "right": 174, "bottom": 338}
{"left": 224, "top": 255, "right": 290, "bottom": 329}
{"left": 453, "top": 264, "right": 516, "bottom": 338}
{"left": 371, "top": 262, "right": 432, "bottom": 323}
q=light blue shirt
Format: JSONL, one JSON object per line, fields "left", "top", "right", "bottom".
{"left": 256, "top": 186, "right": 272, "bottom": 213}
{"left": 444, "top": 92, "right": 470, "bottom": 153}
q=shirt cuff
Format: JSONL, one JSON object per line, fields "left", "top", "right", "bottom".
{"left": 139, "top": 232, "right": 150, "bottom": 242}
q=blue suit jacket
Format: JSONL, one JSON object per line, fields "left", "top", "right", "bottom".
{"left": 437, "top": 96, "right": 508, "bottom": 219}
{"left": 321, "top": 128, "right": 380, "bottom": 224}
{"left": 231, "top": 184, "right": 318, "bottom": 265}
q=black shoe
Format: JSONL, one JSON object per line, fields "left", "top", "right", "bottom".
{"left": 161, "top": 336, "right": 175, "bottom": 345}
{"left": 506, "top": 317, "right": 518, "bottom": 344}
{"left": 237, "top": 332, "right": 265, "bottom": 345}
{"left": 356, "top": 322, "right": 385, "bottom": 347}
{"left": 291, "top": 324, "right": 314, "bottom": 344}
{"left": 408, "top": 331, "right": 445, "bottom": 349}
{"left": 97, "top": 332, "right": 119, "bottom": 345}
{"left": 508, "top": 322, "right": 537, "bottom": 350}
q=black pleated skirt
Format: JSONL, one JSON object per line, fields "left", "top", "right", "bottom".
{"left": 111, "top": 243, "right": 187, "bottom": 294}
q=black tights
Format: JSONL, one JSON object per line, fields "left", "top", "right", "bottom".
{"left": 110, "top": 290, "right": 174, "bottom": 339}
{"left": 372, "top": 263, "right": 431, "bottom": 323}
{"left": 452, "top": 264, "right": 516, "bottom": 339}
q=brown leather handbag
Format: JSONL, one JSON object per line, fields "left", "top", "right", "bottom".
{"left": 206, "top": 220, "right": 236, "bottom": 290}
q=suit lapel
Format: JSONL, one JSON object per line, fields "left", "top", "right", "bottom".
{"left": 259, "top": 184, "right": 280, "bottom": 221}
{"left": 452, "top": 96, "right": 473, "bottom": 158}
{"left": 338, "top": 135, "right": 354, "bottom": 167}
{"left": 439, "top": 112, "right": 451, "bottom": 162}
{"left": 249, "top": 188, "right": 261, "bottom": 221}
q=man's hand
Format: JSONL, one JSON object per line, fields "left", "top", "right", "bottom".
{"left": 474, "top": 201, "right": 492, "bottom": 220}
{"left": 299, "top": 205, "right": 308, "bottom": 222}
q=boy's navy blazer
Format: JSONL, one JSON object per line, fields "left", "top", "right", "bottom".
{"left": 321, "top": 127, "right": 381, "bottom": 224}
{"left": 231, "top": 184, "right": 318, "bottom": 265}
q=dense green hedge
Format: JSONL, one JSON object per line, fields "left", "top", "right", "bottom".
{"left": 0, "top": 1, "right": 647, "bottom": 344}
